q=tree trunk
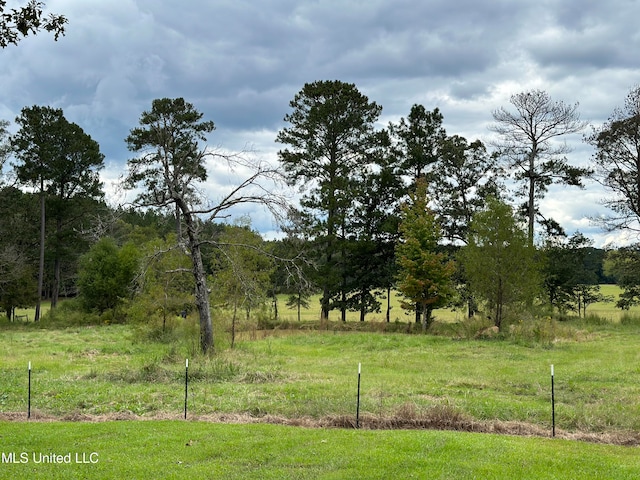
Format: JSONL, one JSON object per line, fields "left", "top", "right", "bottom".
{"left": 183, "top": 210, "right": 213, "bottom": 353}
{"left": 421, "top": 304, "right": 430, "bottom": 332}
{"left": 193, "top": 243, "right": 213, "bottom": 353}
{"left": 495, "top": 278, "right": 504, "bottom": 331}
{"left": 321, "top": 285, "right": 330, "bottom": 321}
{"left": 272, "top": 293, "right": 278, "bottom": 320}
{"left": 51, "top": 257, "right": 60, "bottom": 309}
{"left": 35, "top": 185, "right": 45, "bottom": 322}
{"left": 527, "top": 150, "right": 536, "bottom": 247}
{"left": 386, "top": 286, "right": 391, "bottom": 322}
{"left": 175, "top": 203, "right": 182, "bottom": 240}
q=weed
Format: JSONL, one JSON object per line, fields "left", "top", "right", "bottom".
{"left": 432, "top": 315, "right": 493, "bottom": 339}
{"left": 620, "top": 312, "right": 640, "bottom": 326}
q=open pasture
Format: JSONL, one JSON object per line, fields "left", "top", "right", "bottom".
{"left": 272, "top": 284, "right": 640, "bottom": 324}
{"left": 2, "top": 314, "right": 640, "bottom": 436}
{"left": 3, "top": 288, "right": 640, "bottom": 478}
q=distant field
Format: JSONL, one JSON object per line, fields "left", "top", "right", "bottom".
{"left": 584, "top": 284, "right": 640, "bottom": 321}
{"left": 275, "top": 284, "right": 639, "bottom": 323}
{"left": 10, "top": 285, "right": 635, "bottom": 325}
{"left": 276, "top": 291, "right": 463, "bottom": 323}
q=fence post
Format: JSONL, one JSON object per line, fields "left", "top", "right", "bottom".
{"left": 356, "top": 363, "right": 361, "bottom": 429}
{"left": 184, "top": 359, "right": 189, "bottom": 419}
{"left": 28, "top": 362, "right": 32, "bottom": 419}
{"left": 551, "top": 364, "right": 555, "bottom": 437}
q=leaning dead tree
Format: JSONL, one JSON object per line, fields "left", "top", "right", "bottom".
{"left": 123, "top": 97, "right": 288, "bottom": 353}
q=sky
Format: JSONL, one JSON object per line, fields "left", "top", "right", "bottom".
{"left": 1, "top": 0, "right": 639, "bottom": 246}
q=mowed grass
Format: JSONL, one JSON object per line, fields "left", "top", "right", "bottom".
{"left": 1, "top": 420, "right": 638, "bottom": 479}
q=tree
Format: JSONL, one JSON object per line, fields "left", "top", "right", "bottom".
{"left": 395, "top": 179, "right": 455, "bottom": 330}
{"left": 542, "top": 232, "right": 608, "bottom": 316}
{"left": 0, "top": 0, "right": 66, "bottom": 47}
{"left": 0, "top": 245, "right": 37, "bottom": 319}
{"left": 210, "top": 222, "right": 273, "bottom": 347}
{"left": 431, "top": 135, "right": 501, "bottom": 244}
{"left": 586, "top": 85, "right": 640, "bottom": 233}
{"left": 389, "top": 104, "right": 446, "bottom": 185}
{"left": 134, "top": 235, "right": 193, "bottom": 332}
{"left": 276, "top": 80, "right": 383, "bottom": 321}
{"left": 286, "top": 291, "right": 310, "bottom": 322}
{"left": 77, "top": 238, "right": 140, "bottom": 313}
{"left": 11, "top": 106, "right": 61, "bottom": 320}
{"left": 269, "top": 219, "right": 315, "bottom": 322}
{"left": 459, "top": 197, "right": 540, "bottom": 330}
{"left": 0, "top": 119, "right": 10, "bottom": 182}
{"left": 491, "top": 90, "right": 589, "bottom": 245}
{"left": 604, "top": 246, "right": 640, "bottom": 309}
{"left": 124, "top": 97, "right": 285, "bottom": 353}
{"left": 12, "top": 106, "right": 104, "bottom": 315}
{"left": 342, "top": 153, "right": 403, "bottom": 322}
{"left": 41, "top": 118, "right": 103, "bottom": 307}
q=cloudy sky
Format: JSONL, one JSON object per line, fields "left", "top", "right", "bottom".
{"left": 2, "top": 0, "right": 639, "bottom": 246}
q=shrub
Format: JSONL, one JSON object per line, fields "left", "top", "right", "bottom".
{"left": 431, "top": 315, "right": 493, "bottom": 339}
{"left": 42, "top": 298, "right": 102, "bottom": 326}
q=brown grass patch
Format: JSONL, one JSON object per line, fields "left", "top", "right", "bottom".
{"left": 2, "top": 409, "right": 639, "bottom": 446}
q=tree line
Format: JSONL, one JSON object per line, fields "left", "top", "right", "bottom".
{"left": 1, "top": 81, "right": 639, "bottom": 354}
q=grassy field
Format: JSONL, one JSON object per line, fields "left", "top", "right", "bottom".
{"left": 1, "top": 421, "right": 638, "bottom": 479}
{"left": 272, "top": 284, "right": 640, "bottom": 324}
{"left": 3, "top": 321, "right": 640, "bottom": 433}
{"left": 10, "top": 283, "right": 638, "bottom": 324}
{"left": 2, "top": 287, "right": 640, "bottom": 478}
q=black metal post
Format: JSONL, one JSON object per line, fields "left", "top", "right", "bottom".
{"left": 356, "top": 363, "right": 361, "bottom": 429}
{"left": 551, "top": 364, "right": 555, "bottom": 437}
{"left": 184, "top": 359, "right": 189, "bottom": 419}
{"left": 28, "top": 362, "right": 31, "bottom": 419}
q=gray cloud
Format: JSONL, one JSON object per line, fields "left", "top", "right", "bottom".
{"left": 1, "top": 0, "right": 639, "bottom": 245}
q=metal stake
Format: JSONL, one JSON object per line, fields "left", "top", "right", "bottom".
{"left": 28, "top": 361, "right": 31, "bottom": 419}
{"left": 356, "top": 363, "right": 361, "bottom": 429}
{"left": 184, "top": 359, "right": 189, "bottom": 419}
{"left": 551, "top": 364, "right": 555, "bottom": 437}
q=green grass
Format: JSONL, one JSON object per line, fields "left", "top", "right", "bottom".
{"left": 581, "top": 284, "right": 640, "bottom": 321}
{"left": 2, "top": 318, "right": 640, "bottom": 435}
{"left": 274, "top": 291, "right": 463, "bottom": 323}
{"left": 0, "top": 420, "right": 638, "bottom": 479}
{"left": 3, "top": 301, "right": 640, "bottom": 477}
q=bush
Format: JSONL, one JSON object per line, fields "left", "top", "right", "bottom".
{"left": 430, "top": 315, "right": 493, "bottom": 339}
{"left": 506, "top": 316, "right": 579, "bottom": 346}
{"left": 42, "top": 298, "right": 102, "bottom": 326}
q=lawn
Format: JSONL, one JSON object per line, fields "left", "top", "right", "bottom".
{"left": 1, "top": 421, "right": 638, "bottom": 479}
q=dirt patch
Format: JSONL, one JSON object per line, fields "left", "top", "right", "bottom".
{"left": 1, "top": 411, "right": 638, "bottom": 446}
